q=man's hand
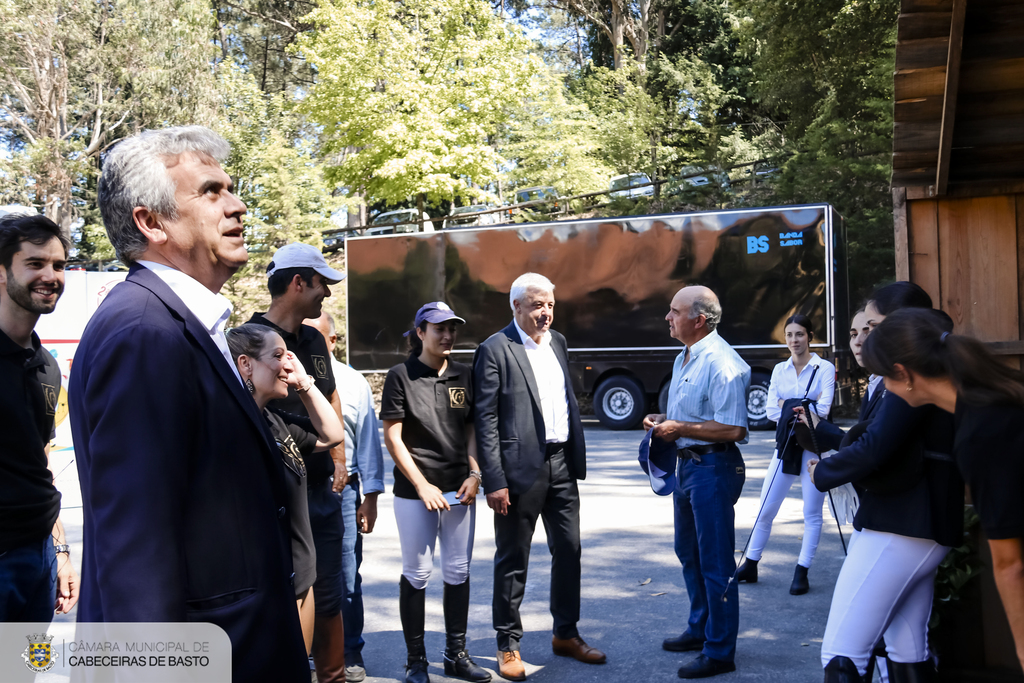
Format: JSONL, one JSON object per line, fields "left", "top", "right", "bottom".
{"left": 486, "top": 488, "right": 510, "bottom": 516}
{"left": 357, "top": 493, "right": 379, "bottom": 534}
{"left": 643, "top": 413, "right": 667, "bottom": 431}
{"left": 331, "top": 456, "right": 350, "bottom": 492}
{"left": 54, "top": 553, "right": 79, "bottom": 614}
{"left": 652, "top": 420, "right": 684, "bottom": 442}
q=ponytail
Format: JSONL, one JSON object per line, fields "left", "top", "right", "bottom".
{"left": 405, "top": 321, "right": 428, "bottom": 358}
{"left": 862, "top": 308, "right": 1024, "bottom": 408}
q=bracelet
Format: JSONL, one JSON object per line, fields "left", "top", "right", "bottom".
{"left": 54, "top": 544, "right": 70, "bottom": 556}
{"left": 295, "top": 377, "right": 313, "bottom": 393}
{"left": 469, "top": 470, "right": 482, "bottom": 483}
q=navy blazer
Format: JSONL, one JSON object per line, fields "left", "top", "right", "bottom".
{"left": 69, "top": 266, "right": 307, "bottom": 681}
{"left": 813, "top": 391, "right": 964, "bottom": 547}
{"left": 473, "top": 322, "right": 586, "bottom": 495}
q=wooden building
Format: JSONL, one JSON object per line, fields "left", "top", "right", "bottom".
{"left": 892, "top": 0, "right": 1024, "bottom": 677}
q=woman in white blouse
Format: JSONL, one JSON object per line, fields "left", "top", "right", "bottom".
{"left": 734, "top": 314, "right": 835, "bottom": 595}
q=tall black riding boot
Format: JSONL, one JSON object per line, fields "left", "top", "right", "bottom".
{"left": 735, "top": 558, "right": 758, "bottom": 583}
{"left": 823, "top": 655, "right": 868, "bottom": 683}
{"left": 790, "top": 564, "right": 810, "bottom": 595}
{"left": 885, "top": 658, "right": 937, "bottom": 683}
{"left": 442, "top": 579, "right": 491, "bottom": 682}
{"left": 400, "top": 575, "right": 429, "bottom": 683}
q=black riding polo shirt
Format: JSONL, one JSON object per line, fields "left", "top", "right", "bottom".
{"left": 248, "top": 313, "right": 338, "bottom": 483}
{"left": 0, "top": 329, "right": 62, "bottom": 553}
{"left": 954, "top": 399, "right": 1024, "bottom": 540}
{"left": 380, "top": 357, "right": 473, "bottom": 500}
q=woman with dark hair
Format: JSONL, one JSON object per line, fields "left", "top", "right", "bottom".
{"left": 861, "top": 307, "right": 1024, "bottom": 672}
{"left": 381, "top": 302, "right": 490, "bottom": 683}
{"left": 226, "top": 324, "right": 345, "bottom": 656}
{"left": 735, "top": 314, "right": 835, "bottom": 595}
{"left": 805, "top": 281, "right": 964, "bottom": 683}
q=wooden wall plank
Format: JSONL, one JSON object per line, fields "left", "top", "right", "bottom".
{"left": 937, "top": 196, "right": 1018, "bottom": 340}
{"left": 936, "top": 0, "right": 966, "bottom": 195}
{"left": 1018, "top": 194, "right": 1024, "bottom": 344}
{"left": 903, "top": 0, "right": 954, "bottom": 11}
{"left": 960, "top": 57, "right": 1024, "bottom": 93}
{"left": 895, "top": 66, "right": 948, "bottom": 99}
{"left": 893, "top": 150, "right": 939, "bottom": 169}
{"left": 896, "top": 36, "right": 951, "bottom": 70}
{"left": 894, "top": 121, "right": 942, "bottom": 152}
{"left": 898, "top": 11, "right": 953, "bottom": 40}
{"left": 894, "top": 187, "right": 910, "bottom": 280}
{"left": 894, "top": 95, "right": 944, "bottom": 122}
{"left": 907, "top": 198, "right": 942, "bottom": 305}
{"left": 957, "top": 89, "right": 1024, "bottom": 120}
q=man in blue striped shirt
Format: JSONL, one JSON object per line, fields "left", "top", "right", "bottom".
{"left": 643, "top": 285, "right": 750, "bottom": 679}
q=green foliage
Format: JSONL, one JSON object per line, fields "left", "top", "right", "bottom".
{"left": 930, "top": 506, "right": 983, "bottom": 632}
{"left": 298, "top": 0, "right": 539, "bottom": 206}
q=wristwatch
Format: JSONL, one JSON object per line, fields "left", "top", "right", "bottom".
{"left": 469, "top": 470, "right": 483, "bottom": 483}
{"left": 54, "top": 544, "right": 70, "bottom": 556}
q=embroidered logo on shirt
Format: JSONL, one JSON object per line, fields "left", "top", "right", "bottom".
{"left": 311, "top": 355, "right": 329, "bottom": 379}
{"left": 449, "top": 387, "right": 467, "bottom": 408}
{"left": 41, "top": 384, "right": 57, "bottom": 416}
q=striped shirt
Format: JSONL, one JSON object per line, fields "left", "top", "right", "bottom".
{"left": 666, "top": 330, "right": 751, "bottom": 448}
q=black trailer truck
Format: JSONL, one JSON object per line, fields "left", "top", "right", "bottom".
{"left": 345, "top": 204, "right": 849, "bottom": 430}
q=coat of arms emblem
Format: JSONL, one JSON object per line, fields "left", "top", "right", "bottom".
{"left": 22, "top": 632, "right": 58, "bottom": 672}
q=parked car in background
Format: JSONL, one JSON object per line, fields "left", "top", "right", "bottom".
{"left": 608, "top": 173, "right": 655, "bottom": 198}
{"left": 665, "top": 166, "right": 731, "bottom": 195}
{"left": 365, "top": 208, "right": 435, "bottom": 236}
{"left": 444, "top": 204, "right": 503, "bottom": 229}
{"left": 512, "top": 186, "right": 562, "bottom": 215}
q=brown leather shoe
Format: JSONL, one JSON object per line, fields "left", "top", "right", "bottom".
{"left": 497, "top": 650, "right": 526, "bottom": 681}
{"left": 551, "top": 636, "right": 607, "bottom": 664}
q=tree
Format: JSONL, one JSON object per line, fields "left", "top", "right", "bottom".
{"left": 297, "top": 0, "right": 539, "bottom": 208}
{"left": 0, "top": 0, "right": 219, "bottom": 241}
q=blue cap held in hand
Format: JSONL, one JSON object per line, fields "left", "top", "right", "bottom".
{"left": 638, "top": 428, "right": 678, "bottom": 496}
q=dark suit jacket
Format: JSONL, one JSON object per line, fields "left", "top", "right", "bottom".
{"left": 473, "top": 322, "right": 586, "bottom": 495}
{"left": 69, "top": 266, "right": 307, "bottom": 681}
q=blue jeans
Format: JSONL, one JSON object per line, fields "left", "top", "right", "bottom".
{"left": 673, "top": 448, "right": 745, "bottom": 663}
{"left": 336, "top": 477, "right": 365, "bottom": 658}
{"left": 0, "top": 535, "right": 57, "bottom": 622}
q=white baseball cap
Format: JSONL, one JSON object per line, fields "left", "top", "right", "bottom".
{"left": 267, "top": 242, "right": 345, "bottom": 284}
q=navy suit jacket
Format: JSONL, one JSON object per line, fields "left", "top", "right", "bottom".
{"left": 69, "top": 266, "right": 307, "bottom": 681}
{"left": 473, "top": 322, "right": 586, "bottom": 495}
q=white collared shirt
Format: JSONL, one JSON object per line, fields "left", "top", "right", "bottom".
{"left": 137, "top": 261, "right": 242, "bottom": 384}
{"left": 866, "top": 374, "right": 883, "bottom": 401}
{"left": 666, "top": 330, "right": 751, "bottom": 448}
{"left": 766, "top": 352, "right": 836, "bottom": 423}
{"left": 513, "top": 320, "right": 570, "bottom": 443}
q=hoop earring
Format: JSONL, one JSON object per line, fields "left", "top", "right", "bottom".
{"left": 245, "top": 378, "right": 255, "bottom": 394}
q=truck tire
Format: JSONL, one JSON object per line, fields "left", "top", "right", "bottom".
{"left": 658, "top": 382, "right": 669, "bottom": 414}
{"left": 747, "top": 371, "right": 773, "bottom": 431}
{"left": 594, "top": 376, "right": 645, "bottom": 430}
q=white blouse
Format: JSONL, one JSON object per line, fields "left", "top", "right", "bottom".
{"left": 766, "top": 353, "right": 836, "bottom": 423}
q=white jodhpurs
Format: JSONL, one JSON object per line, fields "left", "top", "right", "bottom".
{"left": 394, "top": 496, "right": 476, "bottom": 590}
{"left": 820, "top": 528, "right": 949, "bottom": 675}
{"left": 747, "top": 449, "right": 825, "bottom": 568}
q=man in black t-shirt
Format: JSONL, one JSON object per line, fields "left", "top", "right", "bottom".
{"left": 248, "top": 241, "right": 349, "bottom": 683}
{"left": 0, "top": 213, "right": 79, "bottom": 621}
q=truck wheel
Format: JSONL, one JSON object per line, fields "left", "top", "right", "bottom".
{"left": 747, "top": 371, "right": 773, "bottom": 431}
{"left": 594, "top": 376, "right": 645, "bottom": 430}
{"left": 658, "top": 382, "right": 669, "bottom": 414}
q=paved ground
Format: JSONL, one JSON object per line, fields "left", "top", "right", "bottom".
{"left": 48, "top": 419, "right": 855, "bottom": 682}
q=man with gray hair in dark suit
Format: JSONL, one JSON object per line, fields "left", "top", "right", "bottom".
{"left": 473, "top": 272, "right": 606, "bottom": 682}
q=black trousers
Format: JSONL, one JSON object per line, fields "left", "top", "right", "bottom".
{"left": 492, "top": 448, "right": 581, "bottom": 651}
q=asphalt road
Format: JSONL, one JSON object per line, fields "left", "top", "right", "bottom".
{"left": 48, "top": 419, "right": 853, "bottom": 682}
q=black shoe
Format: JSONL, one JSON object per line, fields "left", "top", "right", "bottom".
{"left": 662, "top": 632, "right": 704, "bottom": 652}
{"left": 789, "top": 564, "right": 809, "bottom": 595}
{"left": 444, "top": 650, "right": 491, "bottom": 682}
{"left": 824, "top": 656, "right": 866, "bottom": 683}
{"left": 885, "top": 658, "right": 936, "bottom": 683}
{"left": 677, "top": 654, "right": 736, "bottom": 679}
{"left": 405, "top": 656, "right": 429, "bottom": 683}
{"left": 734, "top": 558, "right": 758, "bottom": 583}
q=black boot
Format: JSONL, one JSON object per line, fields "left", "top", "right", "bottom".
{"left": 823, "top": 656, "right": 867, "bottom": 683}
{"left": 442, "top": 580, "right": 491, "bottom": 682}
{"left": 400, "top": 575, "right": 429, "bottom": 683}
{"left": 886, "top": 658, "right": 936, "bottom": 683}
{"left": 735, "top": 558, "right": 758, "bottom": 583}
{"left": 790, "top": 564, "right": 810, "bottom": 595}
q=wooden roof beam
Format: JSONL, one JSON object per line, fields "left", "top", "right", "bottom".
{"left": 934, "top": 0, "right": 966, "bottom": 196}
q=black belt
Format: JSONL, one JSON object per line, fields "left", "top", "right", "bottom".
{"left": 545, "top": 441, "right": 567, "bottom": 458}
{"left": 677, "top": 443, "right": 732, "bottom": 461}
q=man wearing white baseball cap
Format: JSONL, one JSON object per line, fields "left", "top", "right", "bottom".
{"left": 248, "top": 241, "right": 349, "bottom": 683}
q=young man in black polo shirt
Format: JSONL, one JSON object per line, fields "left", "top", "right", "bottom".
{"left": 248, "top": 242, "right": 349, "bottom": 682}
{"left": 0, "top": 213, "right": 79, "bottom": 621}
